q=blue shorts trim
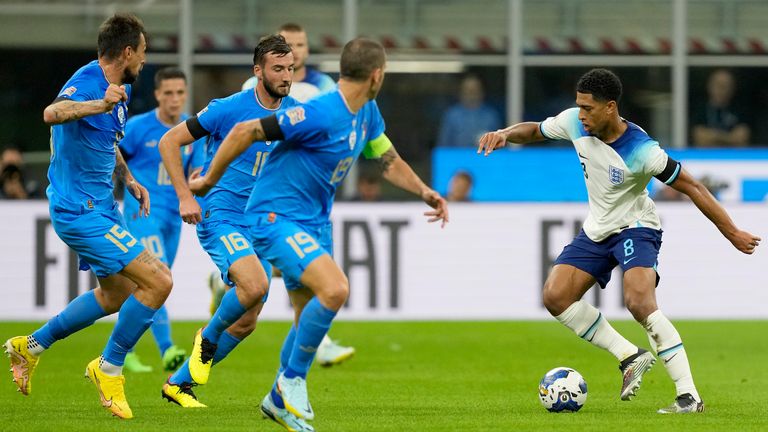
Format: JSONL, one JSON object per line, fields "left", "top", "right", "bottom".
{"left": 198, "top": 220, "right": 272, "bottom": 294}
{"left": 51, "top": 202, "right": 145, "bottom": 278}
{"left": 554, "top": 228, "right": 662, "bottom": 288}
{"left": 249, "top": 217, "right": 330, "bottom": 291}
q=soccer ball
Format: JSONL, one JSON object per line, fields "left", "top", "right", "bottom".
{"left": 538, "top": 367, "right": 588, "bottom": 412}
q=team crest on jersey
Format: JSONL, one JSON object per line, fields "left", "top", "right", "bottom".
{"left": 62, "top": 86, "right": 77, "bottom": 97}
{"left": 117, "top": 105, "right": 126, "bottom": 125}
{"left": 286, "top": 107, "right": 306, "bottom": 125}
{"left": 145, "top": 140, "right": 158, "bottom": 148}
{"left": 348, "top": 130, "right": 357, "bottom": 150}
{"left": 609, "top": 165, "right": 624, "bottom": 185}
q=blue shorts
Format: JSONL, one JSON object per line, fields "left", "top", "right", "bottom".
{"left": 554, "top": 228, "right": 662, "bottom": 288}
{"left": 50, "top": 200, "right": 145, "bottom": 278}
{"left": 124, "top": 202, "right": 181, "bottom": 267}
{"left": 249, "top": 215, "right": 331, "bottom": 291}
{"left": 197, "top": 219, "right": 272, "bottom": 294}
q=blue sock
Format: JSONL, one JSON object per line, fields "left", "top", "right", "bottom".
{"left": 32, "top": 290, "right": 107, "bottom": 348}
{"left": 286, "top": 297, "right": 336, "bottom": 378}
{"left": 169, "top": 358, "right": 193, "bottom": 385}
{"left": 150, "top": 305, "right": 173, "bottom": 355}
{"left": 101, "top": 295, "right": 157, "bottom": 366}
{"left": 202, "top": 288, "right": 247, "bottom": 344}
{"left": 212, "top": 331, "right": 242, "bottom": 365}
{"left": 279, "top": 325, "right": 297, "bottom": 373}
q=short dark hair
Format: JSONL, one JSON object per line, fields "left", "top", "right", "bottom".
{"left": 154, "top": 67, "right": 186, "bottom": 88}
{"left": 279, "top": 23, "right": 304, "bottom": 33}
{"left": 453, "top": 170, "right": 473, "bottom": 185}
{"left": 576, "top": 68, "right": 622, "bottom": 103}
{"left": 253, "top": 34, "right": 293, "bottom": 67}
{"left": 97, "top": 13, "right": 146, "bottom": 60}
{"left": 340, "top": 38, "right": 386, "bottom": 82}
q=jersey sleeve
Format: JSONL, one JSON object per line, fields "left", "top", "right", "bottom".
{"left": 539, "top": 108, "right": 581, "bottom": 141}
{"left": 643, "top": 142, "right": 682, "bottom": 184}
{"left": 195, "top": 98, "right": 227, "bottom": 137}
{"left": 56, "top": 72, "right": 101, "bottom": 103}
{"left": 275, "top": 102, "right": 329, "bottom": 148}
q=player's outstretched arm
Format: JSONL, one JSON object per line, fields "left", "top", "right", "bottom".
{"left": 114, "top": 144, "right": 150, "bottom": 217}
{"left": 189, "top": 119, "right": 267, "bottom": 197}
{"left": 477, "top": 122, "right": 546, "bottom": 156}
{"left": 378, "top": 145, "right": 449, "bottom": 228}
{"left": 670, "top": 168, "right": 761, "bottom": 254}
{"left": 160, "top": 122, "right": 203, "bottom": 224}
{"left": 43, "top": 84, "right": 127, "bottom": 125}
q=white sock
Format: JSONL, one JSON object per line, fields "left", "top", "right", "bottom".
{"left": 556, "top": 300, "right": 638, "bottom": 362}
{"left": 26, "top": 336, "right": 45, "bottom": 356}
{"left": 643, "top": 310, "right": 700, "bottom": 401}
{"left": 99, "top": 356, "right": 123, "bottom": 377}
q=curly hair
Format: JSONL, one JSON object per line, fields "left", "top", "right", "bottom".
{"left": 576, "top": 68, "right": 622, "bottom": 103}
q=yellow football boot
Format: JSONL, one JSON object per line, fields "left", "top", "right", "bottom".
{"left": 189, "top": 328, "right": 216, "bottom": 385}
{"left": 4, "top": 336, "right": 39, "bottom": 396}
{"left": 161, "top": 381, "right": 208, "bottom": 408}
{"left": 84, "top": 357, "right": 133, "bottom": 419}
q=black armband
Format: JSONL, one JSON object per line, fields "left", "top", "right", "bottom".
{"left": 186, "top": 116, "right": 210, "bottom": 140}
{"left": 654, "top": 157, "right": 681, "bottom": 185}
{"left": 261, "top": 114, "right": 284, "bottom": 141}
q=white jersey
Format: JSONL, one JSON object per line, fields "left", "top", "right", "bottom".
{"left": 540, "top": 108, "right": 678, "bottom": 242}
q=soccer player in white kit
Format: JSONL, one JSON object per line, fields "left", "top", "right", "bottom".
{"left": 477, "top": 68, "right": 760, "bottom": 414}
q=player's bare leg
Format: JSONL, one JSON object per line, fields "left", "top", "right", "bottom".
{"left": 624, "top": 267, "right": 704, "bottom": 413}
{"left": 544, "top": 264, "right": 650, "bottom": 400}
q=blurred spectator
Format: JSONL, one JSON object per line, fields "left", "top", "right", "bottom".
{"left": 437, "top": 75, "right": 502, "bottom": 148}
{"left": 351, "top": 170, "right": 382, "bottom": 202}
{"left": 691, "top": 69, "right": 750, "bottom": 147}
{"left": 0, "top": 146, "right": 38, "bottom": 199}
{"left": 447, "top": 171, "right": 473, "bottom": 202}
{"left": 0, "top": 164, "right": 29, "bottom": 199}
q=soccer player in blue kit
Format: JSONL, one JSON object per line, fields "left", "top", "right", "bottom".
{"left": 158, "top": 35, "right": 297, "bottom": 408}
{"left": 477, "top": 68, "right": 761, "bottom": 414}
{"left": 3, "top": 14, "right": 173, "bottom": 419}
{"left": 190, "top": 37, "right": 449, "bottom": 431}
{"left": 118, "top": 67, "right": 204, "bottom": 373}
{"left": 241, "top": 22, "right": 356, "bottom": 369}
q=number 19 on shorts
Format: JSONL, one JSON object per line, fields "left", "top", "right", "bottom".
{"left": 286, "top": 232, "right": 319, "bottom": 259}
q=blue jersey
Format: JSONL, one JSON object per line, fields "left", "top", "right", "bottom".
{"left": 245, "top": 90, "right": 386, "bottom": 227}
{"left": 196, "top": 89, "right": 299, "bottom": 222}
{"left": 119, "top": 109, "right": 205, "bottom": 213}
{"left": 47, "top": 60, "right": 131, "bottom": 208}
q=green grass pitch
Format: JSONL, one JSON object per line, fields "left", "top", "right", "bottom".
{"left": 1, "top": 320, "right": 766, "bottom": 431}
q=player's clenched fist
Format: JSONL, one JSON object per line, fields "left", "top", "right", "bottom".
{"left": 477, "top": 130, "right": 507, "bottom": 156}
{"left": 103, "top": 84, "right": 128, "bottom": 111}
{"left": 728, "top": 230, "right": 761, "bottom": 254}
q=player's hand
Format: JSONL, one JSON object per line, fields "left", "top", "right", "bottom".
{"left": 421, "top": 189, "right": 449, "bottom": 228}
{"left": 127, "top": 180, "right": 150, "bottom": 217}
{"left": 188, "top": 167, "right": 203, "bottom": 182}
{"left": 477, "top": 130, "right": 507, "bottom": 156}
{"left": 728, "top": 230, "right": 761, "bottom": 254}
{"left": 188, "top": 170, "right": 213, "bottom": 197}
{"left": 103, "top": 84, "right": 127, "bottom": 112}
{"left": 179, "top": 195, "right": 202, "bottom": 224}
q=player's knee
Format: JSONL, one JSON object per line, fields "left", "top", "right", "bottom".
{"left": 150, "top": 269, "right": 174, "bottom": 300}
{"left": 320, "top": 276, "right": 349, "bottom": 311}
{"left": 624, "top": 292, "right": 654, "bottom": 322}
{"left": 542, "top": 282, "right": 567, "bottom": 316}
{"left": 236, "top": 274, "right": 269, "bottom": 307}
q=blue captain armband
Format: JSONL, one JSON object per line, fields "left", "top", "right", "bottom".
{"left": 655, "top": 157, "right": 681, "bottom": 185}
